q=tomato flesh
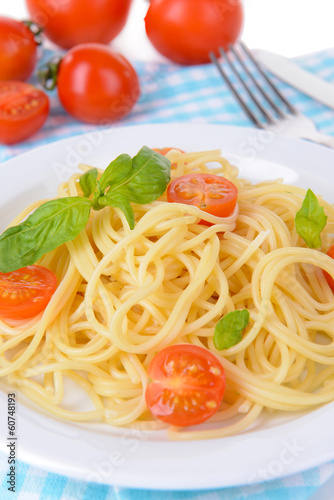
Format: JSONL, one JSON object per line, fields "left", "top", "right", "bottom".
{"left": 167, "top": 173, "right": 238, "bottom": 222}
{"left": 0, "top": 266, "right": 57, "bottom": 320}
{"left": 153, "top": 147, "right": 185, "bottom": 156}
{"left": 153, "top": 147, "right": 185, "bottom": 168}
{"left": 0, "top": 82, "right": 49, "bottom": 145}
{"left": 0, "top": 17, "right": 37, "bottom": 81}
{"left": 324, "top": 245, "right": 334, "bottom": 291}
{"left": 145, "top": 344, "right": 225, "bottom": 426}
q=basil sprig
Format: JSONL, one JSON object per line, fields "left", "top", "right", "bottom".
{"left": 79, "top": 167, "right": 98, "bottom": 198}
{"left": 213, "top": 309, "right": 250, "bottom": 350}
{"left": 93, "top": 147, "right": 171, "bottom": 210}
{"left": 0, "top": 197, "right": 92, "bottom": 273}
{"left": 295, "top": 189, "right": 327, "bottom": 249}
{"left": 0, "top": 146, "right": 171, "bottom": 273}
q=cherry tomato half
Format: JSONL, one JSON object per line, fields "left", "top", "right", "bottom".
{"left": 145, "top": 0, "right": 243, "bottom": 65}
{"left": 145, "top": 344, "right": 225, "bottom": 426}
{"left": 26, "top": 0, "right": 133, "bottom": 49}
{"left": 0, "top": 16, "right": 38, "bottom": 81}
{"left": 153, "top": 147, "right": 185, "bottom": 168}
{"left": 323, "top": 245, "right": 334, "bottom": 291}
{"left": 153, "top": 147, "right": 185, "bottom": 156}
{"left": 0, "top": 265, "right": 57, "bottom": 320}
{"left": 0, "top": 81, "right": 49, "bottom": 145}
{"left": 56, "top": 44, "right": 140, "bottom": 124}
{"left": 167, "top": 173, "right": 238, "bottom": 220}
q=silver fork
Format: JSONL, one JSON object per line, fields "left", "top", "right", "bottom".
{"left": 210, "top": 42, "right": 334, "bottom": 149}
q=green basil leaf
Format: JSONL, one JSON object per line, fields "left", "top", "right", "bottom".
{"left": 98, "top": 154, "right": 132, "bottom": 193}
{"left": 79, "top": 168, "right": 98, "bottom": 198}
{"left": 0, "top": 146, "right": 172, "bottom": 272}
{"left": 295, "top": 189, "right": 327, "bottom": 249}
{"left": 0, "top": 197, "right": 92, "bottom": 273}
{"left": 214, "top": 309, "right": 250, "bottom": 350}
{"left": 99, "top": 192, "right": 135, "bottom": 229}
{"left": 106, "top": 146, "right": 171, "bottom": 204}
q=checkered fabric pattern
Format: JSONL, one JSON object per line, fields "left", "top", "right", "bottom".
{"left": 1, "top": 47, "right": 334, "bottom": 500}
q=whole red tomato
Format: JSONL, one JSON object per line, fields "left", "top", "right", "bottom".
{"left": 145, "top": 0, "right": 244, "bottom": 65}
{"left": 26, "top": 0, "right": 133, "bottom": 49}
{"left": 0, "top": 81, "right": 49, "bottom": 145}
{"left": 0, "top": 17, "right": 38, "bottom": 81}
{"left": 54, "top": 44, "right": 140, "bottom": 124}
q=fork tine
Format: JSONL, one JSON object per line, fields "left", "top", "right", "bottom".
{"left": 218, "top": 46, "right": 276, "bottom": 126}
{"left": 228, "top": 44, "right": 286, "bottom": 120}
{"left": 209, "top": 51, "right": 264, "bottom": 129}
{"left": 239, "top": 41, "right": 297, "bottom": 115}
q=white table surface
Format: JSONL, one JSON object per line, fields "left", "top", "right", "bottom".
{"left": 1, "top": 1, "right": 334, "bottom": 498}
{"left": 1, "top": 0, "right": 333, "bottom": 60}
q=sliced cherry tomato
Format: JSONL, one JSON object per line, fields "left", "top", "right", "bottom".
{"left": 145, "top": 344, "right": 225, "bottom": 427}
{"left": 0, "top": 17, "right": 38, "bottom": 81}
{"left": 145, "top": 0, "right": 243, "bottom": 65}
{"left": 54, "top": 44, "right": 140, "bottom": 124}
{"left": 167, "top": 173, "right": 238, "bottom": 222}
{"left": 153, "top": 147, "right": 185, "bottom": 156}
{"left": 153, "top": 147, "right": 185, "bottom": 169}
{"left": 0, "top": 265, "right": 57, "bottom": 320}
{"left": 26, "top": 0, "right": 133, "bottom": 49}
{"left": 324, "top": 245, "right": 334, "bottom": 291}
{"left": 0, "top": 81, "right": 49, "bottom": 145}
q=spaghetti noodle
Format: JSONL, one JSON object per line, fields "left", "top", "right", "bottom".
{"left": 1, "top": 147, "right": 334, "bottom": 441}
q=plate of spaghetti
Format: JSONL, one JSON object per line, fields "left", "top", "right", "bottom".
{"left": 1, "top": 123, "right": 334, "bottom": 489}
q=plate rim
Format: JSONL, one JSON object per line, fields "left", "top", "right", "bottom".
{"left": 1, "top": 122, "right": 334, "bottom": 490}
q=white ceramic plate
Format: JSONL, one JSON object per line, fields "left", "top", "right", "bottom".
{"left": 1, "top": 123, "right": 334, "bottom": 490}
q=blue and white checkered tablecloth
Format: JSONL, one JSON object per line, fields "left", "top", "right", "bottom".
{"left": 1, "top": 47, "right": 334, "bottom": 500}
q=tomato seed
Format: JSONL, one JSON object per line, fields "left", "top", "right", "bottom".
{"left": 205, "top": 400, "right": 217, "bottom": 409}
{"left": 209, "top": 366, "right": 221, "bottom": 376}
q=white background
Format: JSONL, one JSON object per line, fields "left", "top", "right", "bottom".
{"left": 1, "top": 0, "right": 334, "bottom": 61}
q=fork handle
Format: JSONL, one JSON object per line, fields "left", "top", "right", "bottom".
{"left": 302, "top": 131, "right": 334, "bottom": 149}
